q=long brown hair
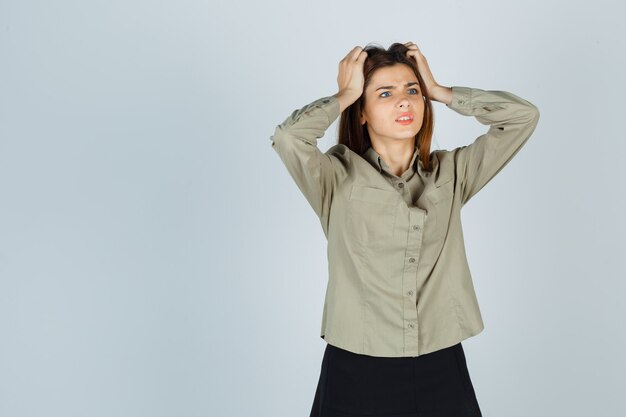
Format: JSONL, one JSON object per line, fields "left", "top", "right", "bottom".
{"left": 338, "top": 42, "right": 435, "bottom": 172}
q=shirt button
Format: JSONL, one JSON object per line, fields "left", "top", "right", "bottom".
{"left": 407, "top": 290, "right": 414, "bottom": 296}
{"left": 408, "top": 323, "right": 415, "bottom": 329}
{"left": 398, "top": 183, "right": 404, "bottom": 188}
{"left": 408, "top": 257, "right": 415, "bottom": 263}
{"left": 458, "top": 99, "right": 465, "bottom": 104}
{"left": 413, "top": 225, "right": 420, "bottom": 231}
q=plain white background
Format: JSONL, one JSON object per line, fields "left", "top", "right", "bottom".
{"left": 1, "top": 0, "right": 625, "bottom": 416}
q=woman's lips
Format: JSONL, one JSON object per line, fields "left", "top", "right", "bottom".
{"left": 396, "top": 112, "right": 414, "bottom": 125}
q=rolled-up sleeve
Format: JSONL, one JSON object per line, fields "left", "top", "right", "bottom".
{"left": 270, "top": 95, "right": 341, "bottom": 228}
{"left": 446, "top": 86, "right": 540, "bottom": 205}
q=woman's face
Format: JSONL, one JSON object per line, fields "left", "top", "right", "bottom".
{"left": 360, "top": 64, "right": 425, "bottom": 145}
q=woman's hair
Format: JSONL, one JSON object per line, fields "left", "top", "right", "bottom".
{"left": 338, "top": 42, "right": 435, "bottom": 172}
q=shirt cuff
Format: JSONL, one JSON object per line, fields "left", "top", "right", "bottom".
{"left": 315, "top": 95, "right": 340, "bottom": 125}
{"left": 446, "top": 86, "right": 472, "bottom": 110}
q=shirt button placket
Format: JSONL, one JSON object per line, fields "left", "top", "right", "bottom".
{"left": 402, "top": 208, "right": 425, "bottom": 355}
{"left": 396, "top": 181, "right": 413, "bottom": 207}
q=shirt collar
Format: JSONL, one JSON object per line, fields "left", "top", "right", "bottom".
{"left": 363, "top": 144, "right": 421, "bottom": 179}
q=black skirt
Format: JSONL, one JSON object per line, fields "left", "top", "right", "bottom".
{"left": 309, "top": 342, "right": 482, "bottom": 417}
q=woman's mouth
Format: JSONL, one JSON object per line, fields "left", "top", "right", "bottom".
{"left": 396, "top": 113, "right": 414, "bottom": 125}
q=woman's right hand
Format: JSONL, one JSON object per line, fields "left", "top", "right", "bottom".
{"left": 335, "top": 46, "right": 368, "bottom": 113}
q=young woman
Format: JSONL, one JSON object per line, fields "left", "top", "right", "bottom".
{"left": 270, "top": 42, "right": 540, "bottom": 417}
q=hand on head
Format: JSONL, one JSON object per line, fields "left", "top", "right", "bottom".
{"left": 336, "top": 46, "right": 368, "bottom": 107}
{"left": 403, "top": 42, "right": 441, "bottom": 98}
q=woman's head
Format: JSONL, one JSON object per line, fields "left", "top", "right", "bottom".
{"left": 338, "top": 42, "right": 435, "bottom": 171}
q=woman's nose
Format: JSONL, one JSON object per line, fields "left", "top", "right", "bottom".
{"left": 398, "top": 94, "right": 411, "bottom": 107}
{"left": 398, "top": 99, "right": 410, "bottom": 108}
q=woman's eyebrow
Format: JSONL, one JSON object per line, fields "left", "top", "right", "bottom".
{"left": 375, "top": 82, "right": 420, "bottom": 91}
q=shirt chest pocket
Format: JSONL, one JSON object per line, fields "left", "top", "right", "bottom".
{"left": 424, "top": 178, "right": 454, "bottom": 243}
{"left": 346, "top": 185, "right": 400, "bottom": 243}
{"left": 426, "top": 178, "right": 454, "bottom": 205}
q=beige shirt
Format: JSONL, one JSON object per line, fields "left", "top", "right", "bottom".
{"left": 270, "top": 86, "right": 540, "bottom": 357}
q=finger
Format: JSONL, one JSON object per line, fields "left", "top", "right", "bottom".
{"left": 351, "top": 46, "right": 363, "bottom": 58}
{"left": 342, "top": 46, "right": 361, "bottom": 61}
{"left": 406, "top": 48, "right": 421, "bottom": 56}
{"left": 352, "top": 46, "right": 367, "bottom": 61}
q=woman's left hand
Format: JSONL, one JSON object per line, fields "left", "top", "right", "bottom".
{"left": 404, "top": 42, "right": 450, "bottom": 104}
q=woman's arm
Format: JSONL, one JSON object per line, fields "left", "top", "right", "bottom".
{"left": 402, "top": 43, "right": 539, "bottom": 203}
{"left": 405, "top": 42, "right": 539, "bottom": 204}
{"left": 269, "top": 47, "right": 366, "bottom": 229}
{"left": 446, "top": 86, "right": 541, "bottom": 205}
{"left": 269, "top": 94, "right": 342, "bottom": 225}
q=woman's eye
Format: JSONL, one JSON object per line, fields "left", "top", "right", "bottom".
{"left": 379, "top": 89, "right": 419, "bottom": 98}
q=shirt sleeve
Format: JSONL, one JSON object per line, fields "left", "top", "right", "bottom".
{"left": 446, "top": 86, "right": 540, "bottom": 205}
{"left": 269, "top": 95, "right": 342, "bottom": 230}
